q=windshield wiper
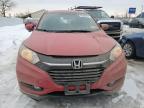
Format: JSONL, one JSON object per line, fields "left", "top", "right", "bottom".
{"left": 56, "top": 30, "right": 93, "bottom": 33}
{"left": 37, "top": 29, "right": 51, "bottom": 32}
{"left": 37, "top": 29, "right": 93, "bottom": 33}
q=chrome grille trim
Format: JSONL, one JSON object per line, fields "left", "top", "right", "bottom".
{"left": 42, "top": 62, "right": 71, "bottom": 66}
{"left": 42, "top": 59, "right": 109, "bottom": 67}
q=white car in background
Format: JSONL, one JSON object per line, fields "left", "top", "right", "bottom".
{"left": 74, "top": 6, "right": 123, "bottom": 40}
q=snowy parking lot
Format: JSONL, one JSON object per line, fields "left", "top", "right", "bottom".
{"left": 0, "top": 23, "right": 144, "bottom": 108}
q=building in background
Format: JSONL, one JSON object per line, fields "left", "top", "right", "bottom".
{"left": 31, "top": 9, "right": 46, "bottom": 21}
{"left": 21, "top": 9, "right": 46, "bottom": 21}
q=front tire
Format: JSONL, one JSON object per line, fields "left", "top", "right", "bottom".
{"left": 123, "top": 41, "right": 135, "bottom": 58}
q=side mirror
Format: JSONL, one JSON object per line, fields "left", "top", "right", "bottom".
{"left": 24, "top": 17, "right": 37, "bottom": 32}
{"left": 25, "top": 23, "right": 36, "bottom": 32}
{"left": 100, "top": 24, "right": 109, "bottom": 31}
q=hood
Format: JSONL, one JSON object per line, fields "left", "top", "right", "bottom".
{"left": 97, "top": 19, "right": 122, "bottom": 23}
{"left": 24, "top": 30, "right": 116, "bottom": 56}
{"left": 93, "top": 18, "right": 111, "bottom": 22}
{"left": 124, "top": 32, "right": 144, "bottom": 39}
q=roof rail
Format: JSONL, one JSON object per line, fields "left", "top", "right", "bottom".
{"left": 75, "top": 6, "right": 102, "bottom": 10}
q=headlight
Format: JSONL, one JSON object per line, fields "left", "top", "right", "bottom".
{"left": 19, "top": 45, "right": 40, "bottom": 64}
{"left": 110, "top": 43, "right": 123, "bottom": 61}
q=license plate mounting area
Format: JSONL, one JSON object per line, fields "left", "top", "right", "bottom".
{"left": 64, "top": 82, "right": 90, "bottom": 96}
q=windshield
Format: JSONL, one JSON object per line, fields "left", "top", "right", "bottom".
{"left": 37, "top": 12, "right": 99, "bottom": 32}
{"left": 87, "top": 10, "right": 110, "bottom": 19}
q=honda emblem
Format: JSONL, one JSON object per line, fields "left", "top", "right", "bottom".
{"left": 72, "top": 59, "right": 83, "bottom": 69}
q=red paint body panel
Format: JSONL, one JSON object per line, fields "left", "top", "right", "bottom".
{"left": 24, "top": 31, "right": 116, "bottom": 56}
{"left": 16, "top": 53, "right": 127, "bottom": 96}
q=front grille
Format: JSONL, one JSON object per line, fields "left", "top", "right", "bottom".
{"left": 36, "top": 53, "right": 111, "bottom": 85}
{"left": 48, "top": 68, "right": 105, "bottom": 85}
{"left": 100, "top": 22, "right": 121, "bottom": 31}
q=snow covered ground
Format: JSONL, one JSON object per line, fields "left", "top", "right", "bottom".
{"left": 0, "top": 17, "right": 23, "bottom": 27}
{"left": 0, "top": 23, "right": 144, "bottom": 108}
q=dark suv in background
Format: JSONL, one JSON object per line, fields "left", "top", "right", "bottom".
{"left": 129, "top": 12, "right": 144, "bottom": 28}
{"left": 74, "top": 6, "right": 123, "bottom": 40}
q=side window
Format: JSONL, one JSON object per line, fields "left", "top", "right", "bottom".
{"left": 101, "top": 11, "right": 109, "bottom": 18}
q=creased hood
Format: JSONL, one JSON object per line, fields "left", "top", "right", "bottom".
{"left": 24, "top": 31, "right": 116, "bottom": 56}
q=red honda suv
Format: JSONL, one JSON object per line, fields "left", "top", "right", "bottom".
{"left": 16, "top": 10, "right": 127, "bottom": 100}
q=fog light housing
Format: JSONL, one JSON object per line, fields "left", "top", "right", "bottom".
{"left": 107, "top": 81, "right": 116, "bottom": 87}
{"left": 33, "top": 85, "right": 43, "bottom": 91}
{"left": 20, "top": 82, "right": 43, "bottom": 91}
